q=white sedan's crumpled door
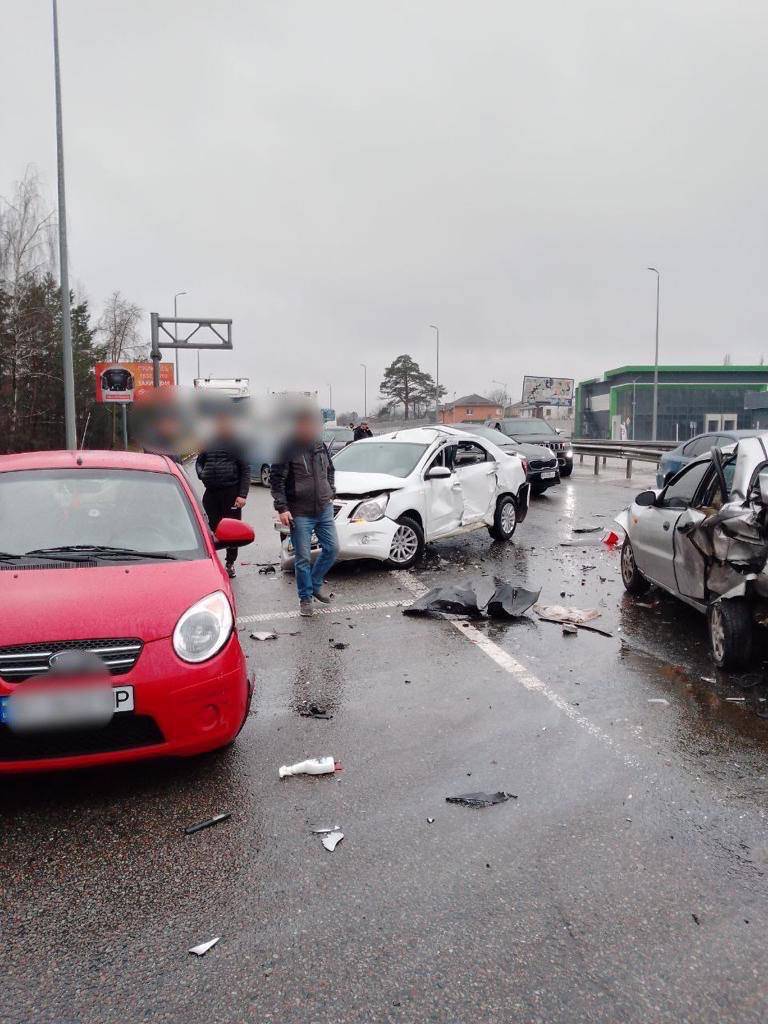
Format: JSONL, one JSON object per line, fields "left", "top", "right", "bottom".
{"left": 456, "top": 462, "right": 498, "bottom": 525}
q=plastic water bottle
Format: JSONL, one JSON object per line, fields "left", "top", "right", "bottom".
{"left": 278, "top": 756, "right": 338, "bottom": 778}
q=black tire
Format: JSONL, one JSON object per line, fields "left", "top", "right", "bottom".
{"left": 560, "top": 462, "right": 573, "bottom": 477}
{"left": 488, "top": 495, "right": 518, "bottom": 541}
{"left": 707, "top": 599, "right": 753, "bottom": 669}
{"left": 620, "top": 537, "right": 650, "bottom": 595}
{"left": 260, "top": 464, "right": 271, "bottom": 487}
{"left": 385, "top": 515, "right": 424, "bottom": 569}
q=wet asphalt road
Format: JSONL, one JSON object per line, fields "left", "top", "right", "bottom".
{"left": 4, "top": 462, "right": 768, "bottom": 1024}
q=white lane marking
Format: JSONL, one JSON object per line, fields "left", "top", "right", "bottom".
{"left": 236, "top": 598, "right": 412, "bottom": 625}
{"left": 395, "top": 571, "right": 638, "bottom": 769}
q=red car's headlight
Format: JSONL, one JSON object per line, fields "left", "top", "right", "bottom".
{"left": 173, "top": 591, "right": 233, "bottom": 663}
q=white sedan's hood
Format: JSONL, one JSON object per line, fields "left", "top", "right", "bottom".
{"left": 334, "top": 471, "right": 408, "bottom": 496}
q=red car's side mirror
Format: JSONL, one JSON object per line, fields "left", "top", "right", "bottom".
{"left": 213, "top": 518, "right": 255, "bottom": 549}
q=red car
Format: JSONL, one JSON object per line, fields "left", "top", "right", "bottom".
{"left": 0, "top": 450, "right": 254, "bottom": 773}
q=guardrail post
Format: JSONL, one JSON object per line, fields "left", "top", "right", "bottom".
{"left": 602, "top": 456, "right": 607, "bottom": 466}
{"left": 579, "top": 454, "right": 583, "bottom": 464}
{"left": 594, "top": 456, "right": 600, "bottom": 475}
{"left": 626, "top": 458, "right": 633, "bottom": 479}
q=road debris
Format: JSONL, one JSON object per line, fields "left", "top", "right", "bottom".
{"left": 330, "top": 640, "right": 349, "bottom": 650}
{"left": 279, "top": 756, "right": 341, "bottom": 778}
{"left": 184, "top": 812, "right": 232, "bottom": 835}
{"left": 534, "top": 604, "right": 612, "bottom": 637}
{"left": 321, "top": 830, "right": 344, "bottom": 852}
{"left": 427, "top": 817, "right": 435, "bottom": 824}
{"left": 603, "top": 530, "right": 620, "bottom": 547}
{"left": 647, "top": 698, "right": 669, "bottom": 705}
{"left": 188, "top": 937, "right": 220, "bottom": 957}
{"left": 310, "top": 824, "right": 341, "bottom": 833}
{"left": 573, "top": 525, "right": 602, "bottom": 534}
{"left": 250, "top": 631, "right": 278, "bottom": 641}
{"left": 298, "top": 703, "right": 333, "bottom": 720}
{"left": 562, "top": 624, "right": 578, "bottom": 636}
{"left": 404, "top": 576, "right": 539, "bottom": 619}
{"left": 446, "top": 791, "right": 517, "bottom": 808}
{"left": 258, "top": 565, "right": 277, "bottom": 575}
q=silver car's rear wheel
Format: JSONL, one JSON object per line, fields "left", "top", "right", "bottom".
{"left": 260, "top": 464, "right": 271, "bottom": 487}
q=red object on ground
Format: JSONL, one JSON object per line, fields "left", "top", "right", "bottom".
{"left": 0, "top": 450, "right": 254, "bottom": 774}
{"left": 603, "top": 530, "right": 620, "bottom": 547}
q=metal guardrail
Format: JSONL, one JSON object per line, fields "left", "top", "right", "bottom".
{"left": 570, "top": 438, "right": 673, "bottom": 479}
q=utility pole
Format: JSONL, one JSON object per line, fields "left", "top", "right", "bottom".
{"left": 360, "top": 363, "right": 367, "bottom": 417}
{"left": 430, "top": 325, "right": 440, "bottom": 422}
{"left": 648, "top": 267, "right": 660, "bottom": 441}
{"left": 52, "top": 0, "right": 76, "bottom": 449}
{"left": 173, "top": 291, "right": 186, "bottom": 385}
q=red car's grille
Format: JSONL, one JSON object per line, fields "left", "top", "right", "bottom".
{"left": 0, "top": 638, "right": 143, "bottom": 683}
{"left": 0, "top": 714, "right": 164, "bottom": 761}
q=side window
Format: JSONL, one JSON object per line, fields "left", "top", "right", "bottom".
{"left": 698, "top": 460, "right": 737, "bottom": 509}
{"left": 427, "top": 447, "right": 446, "bottom": 472}
{"left": 454, "top": 441, "right": 487, "bottom": 468}
{"left": 662, "top": 460, "right": 710, "bottom": 509}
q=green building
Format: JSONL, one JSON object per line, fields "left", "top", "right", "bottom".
{"left": 575, "top": 365, "right": 768, "bottom": 441}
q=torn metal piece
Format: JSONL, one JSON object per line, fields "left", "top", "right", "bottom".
{"left": 189, "top": 937, "right": 220, "bottom": 956}
{"left": 446, "top": 791, "right": 517, "bottom": 808}
{"left": 404, "top": 576, "right": 496, "bottom": 617}
{"left": 321, "top": 830, "right": 344, "bottom": 852}
{"left": 250, "top": 631, "right": 277, "bottom": 641}
{"left": 184, "top": 812, "right": 231, "bottom": 835}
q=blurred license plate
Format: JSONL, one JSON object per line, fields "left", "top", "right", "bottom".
{"left": 541, "top": 470, "right": 556, "bottom": 479}
{"left": 0, "top": 686, "right": 133, "bottom": 731}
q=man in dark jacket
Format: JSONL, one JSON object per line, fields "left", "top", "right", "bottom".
{"left": 353, "top": 420, "right": 373, "bottom": 441}
{"left": 195, "top": 412, "right": 250, "bottom": 578}
{"left": 270, "top": 407, "right": 338, "bottom": 617}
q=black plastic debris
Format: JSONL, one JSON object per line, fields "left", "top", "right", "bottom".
{"left": 258, "top": 565, "right": 277, "bottom": 575}
{"left": 330, "top": 641, "right": 349, "bottom": 650}
{"left": 404, "top": 576, "right": 538, "bottom": 620}
{"left": 446, "top": 791, "right": 517, "bottom": 808}
{"left": 184, "top": 812, "right": 231, "bottom": 835}
{"left": 572, "top": 525, "right": 602, "bottom": 534}
{"left": 298, "top": 703, "right": 333, "bottom": 720}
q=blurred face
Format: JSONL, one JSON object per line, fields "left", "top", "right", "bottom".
{"left": 214, "top": 411, "right": 235, "bottom": 438}
{"left": 293, "top": 411, "right": 321, "bottom": 445}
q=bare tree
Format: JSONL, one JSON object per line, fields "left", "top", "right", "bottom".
{"left": 97, "top": 291, "right": 146, "bottom": 362}
{"left": 486, "top": 386, "right": 508, "bottom": 408}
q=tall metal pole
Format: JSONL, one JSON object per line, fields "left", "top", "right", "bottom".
{"left": 430, "top": 325, "right": 440, "bottom": 422}
{"left": 173, "top": 290, "right": 186, "bottom": 385}
{"left": 648, "top": 267, "right": 660, "bottom": 441}
{"left": 360, "top": 363, "right": 367, "bottom": 417}
{"left": 52, "top": 0, "right": 77, "bottom": 449}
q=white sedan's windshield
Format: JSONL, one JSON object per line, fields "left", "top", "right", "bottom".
{"left": 332, "top": 442, "right": 428, "bottom": 478}
{"left": 0, "top": 469, "right": 205, "bottom": 560}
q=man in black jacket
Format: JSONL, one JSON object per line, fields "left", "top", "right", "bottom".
{"left": 195, "top": 412, "right": 250, "bottom": 578}
{"left": 270, "top": 407, "right": 338, "bottom": 616}
{"left": 353, "top": 420, "right": 373, "bottom": 441}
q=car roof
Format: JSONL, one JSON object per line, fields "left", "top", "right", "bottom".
{"left": 0, "top": 449, "right": 176, "bottom": 474}
{"left": 372, "top": 425, "right": 495, "bottom": 444}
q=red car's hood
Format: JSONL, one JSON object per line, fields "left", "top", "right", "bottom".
{"left": 3, "top": 559, "right": 227, "bottom": 646}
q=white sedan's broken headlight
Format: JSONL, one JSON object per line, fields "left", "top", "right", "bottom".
{"left": 351, "top": 493, "right": 389, "bottom": 522}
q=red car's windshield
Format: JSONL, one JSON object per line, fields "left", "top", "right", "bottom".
{"left": 0, "top": 469, "right": 206, "bottom": 561}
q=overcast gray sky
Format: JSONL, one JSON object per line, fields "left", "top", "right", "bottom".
{"left": 2, "top": 0, "right": 767, "bottom": 412}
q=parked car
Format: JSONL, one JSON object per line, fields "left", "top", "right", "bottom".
{"left": 0, "top": 449, "right": 254, "bottom": 773}
{"left": 250, "top": 438, "right": 277, "bottom": 487}
{"left": 491, "top": 417, "right": 573, "bottom": 476}
{"left": 323, "top": 425, "right": 355, "bottom": 455}
{"left": 279, "top": 426, "right": 530, "bottom": 570}
{"left": 616, "top": 434, "right": 768, "bottom": 668}
{"left": 656, "top": 429, "right": 761, "bottom": 488}
{"left": 452, "top": 423, "right": 559, "bottom": 495}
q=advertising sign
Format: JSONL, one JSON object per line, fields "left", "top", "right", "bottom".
{"left": 522, "top": 375, "right": 574, "bottom": 407}
{"left": 95, "top": 362, "right": 174, "bottom": 403}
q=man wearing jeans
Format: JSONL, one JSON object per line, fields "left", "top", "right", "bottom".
{"left": 270, "top": 407, "right": 338, "bottom": 617}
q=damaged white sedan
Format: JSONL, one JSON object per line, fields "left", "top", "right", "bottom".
{"left": 616, "top": 435, "right": 768, "bottom": 668}
{"left": 279, "top": 426, "right": 530, "bottom": 571}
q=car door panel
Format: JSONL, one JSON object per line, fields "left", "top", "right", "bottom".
{"left": 453, "top": 442, "right": 497, "bottom": 525}
{"left": 632, "top": 508, "right": 681, "bottom": 589}
{"left": 425, "top": 446, "right": 464, "bottom": 537}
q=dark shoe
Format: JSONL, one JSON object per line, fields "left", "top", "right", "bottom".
{"left": 313, "top": 585, "right": 332, "bottom": 604}
{"left": 299, "top": 599, "right": 314, "bottom": 617}
{"left": 226, "top": 562, "right": 236, "bottom": 579}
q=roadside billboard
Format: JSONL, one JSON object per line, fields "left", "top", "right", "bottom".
{"left": 95, "top": 362, "right": 174, "bottom": 403}
{"left": 522, "top": 375, "right": 574, "bottom": 407}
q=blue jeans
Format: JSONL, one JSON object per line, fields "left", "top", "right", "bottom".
{"left": 290, "top": 504, "right": 339, "bottom": 601}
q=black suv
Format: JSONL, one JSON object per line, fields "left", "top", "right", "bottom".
{"left": 491, "top": 417, "right": 573, "bottom": 477}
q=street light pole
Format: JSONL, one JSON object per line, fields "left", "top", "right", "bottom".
{"left": 430, "top": 325, "right": 440, "bottom": 422}
{"left": 360, "top": 363, "right": 367, "bottom": 417}
{"left": 648, "top": 267, "right": 660, "bottom": 441}
{"left": 492, "top": 378, "right": 509, "bottom": 410}
{"left": 173, "top": 291, "right": 186, "bottom": 385}
{"left": 52, "top": 0, "right": 76, "bottom": 449}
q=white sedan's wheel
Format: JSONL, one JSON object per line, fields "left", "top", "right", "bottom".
{"left": 385, "top": 515, "right": 424, "bottom": 569}
{"left": 260, "top": 465, "right": 271, "bottom": 487}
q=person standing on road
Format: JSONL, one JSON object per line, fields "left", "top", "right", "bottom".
{"left": 353, "top": 420, "right": 373, "bottom": 441}
{"left": 195, "top": 410, "right": 250, "bottom": 579}
{"left": 270, "top": 406, "right": 338, "bottom": 617}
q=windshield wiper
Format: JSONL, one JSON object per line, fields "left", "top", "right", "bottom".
{"left": 24, "top": 545, "right": 177, "bottom": 561}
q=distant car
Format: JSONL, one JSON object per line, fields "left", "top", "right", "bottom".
{"left": 322, "top": 425, "right": 355, "bottom": 455}
{"left": 451, "top": 423, "right": 559, "bottom": 495}
{"left": 656, "top": 430, "right": 761, "bottom": 488}
{"left": 279, "top": 425, "right": 530, "bottom": 570}
{"left": 491, "top": 417, "right": 573, "bottom": 477}
{"left": 250, "top": 439, "right": 277, "bottom": 487}
{"left": 0, "top": 449, "right": 255, "bottom": 773}
{"left": 617, "top": 435, "right": 768, "bottom": 668}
